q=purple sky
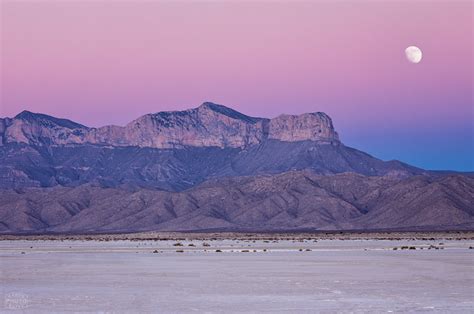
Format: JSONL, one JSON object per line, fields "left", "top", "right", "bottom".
{"left": 1, "top": 1, "right": 472, "bottom": 171}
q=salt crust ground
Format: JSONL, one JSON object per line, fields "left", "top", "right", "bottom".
{"left": 1, "top": 237, "right": 473, "bottom": 313}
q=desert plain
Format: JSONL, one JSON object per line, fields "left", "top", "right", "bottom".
{"left": 1, "top": 232, "right": 473, "bottom": 313}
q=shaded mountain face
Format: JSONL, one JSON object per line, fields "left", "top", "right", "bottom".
{"left": 0, "top": 140, "right": 419, "bottom": 190}
{"left": 0, "top": 102, "right": 471, "bottom": 234}
{"left": 1, "top": 172, "right": 472, "bottom": 233}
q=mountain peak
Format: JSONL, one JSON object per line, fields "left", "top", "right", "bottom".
{"left": 198, "top": 102, "right": 261, "bottom": 123}
{"left": 14, "top": 110, "right": 38, "bottom": 120}
{"left": 14, "top": 110, "right": 86, "bottom": 129}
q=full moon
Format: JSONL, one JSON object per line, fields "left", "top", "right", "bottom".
{"left": 405, "top": 46, "right": 422, "bottom": 63}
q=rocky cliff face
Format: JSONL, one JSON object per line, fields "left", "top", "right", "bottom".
{"left": 3, "top": 111, "right": 88, "bottom": 146}
{"left": 268, "top": 113, "right": 339, "bottom": 143}
{"left": 1, "top": 102, "right": 340, "bottom": 148}
{"left": 0, "top": 118, "right": 11, "bottom": 145}
{"left": 86, "top": 103, "right": 268, "bottom": 148}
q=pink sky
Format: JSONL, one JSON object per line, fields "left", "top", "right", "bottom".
{"left": 1, "top": 1, "right": 472, "bottom": 170}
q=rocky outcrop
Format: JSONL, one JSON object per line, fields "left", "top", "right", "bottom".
{"left": 3, "top": 111, "right": 88, "bottom": 146}
{"left": 268, "top": 113, "right": 339, "bottom": 143}
{"left": 86, "top": 103, "right": 268, "bottom": 148}
{"left": 0, "top": 118, "right": 11, "bottom": 145}
{"left": 1, "top": 102, "right": 340, "bottom": 148}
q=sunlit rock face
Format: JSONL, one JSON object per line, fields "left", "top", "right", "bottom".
{"left": 3, "top": 111, "right": 88, "bottom": 146}
{"left": 268, "top": 113, "right": 339, "bottom": 144}
{"left": 87, "top": 102, "right": 267, "bottom": 148}
{"left": 1, "top": 102, "right": 340, "bottom": 148}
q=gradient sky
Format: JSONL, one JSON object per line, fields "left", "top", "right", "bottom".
{"left": 1, "top": 1, "right": 472, "bottom": 171}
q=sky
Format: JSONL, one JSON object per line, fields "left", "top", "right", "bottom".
{"left": 1, "top": 0, "right": 472, "bottom": 171}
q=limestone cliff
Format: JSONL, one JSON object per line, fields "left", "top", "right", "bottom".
{"left": 268, "top": 113, "right": 339, "bottom": 143}
{"left": 1, "top": 102, "right": 340, "bottom": 148}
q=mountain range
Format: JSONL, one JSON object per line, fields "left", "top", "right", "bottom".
{"left": 0, "top": 102, "right": 472, "bottom": 233}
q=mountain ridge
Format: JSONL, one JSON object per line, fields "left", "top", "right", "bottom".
{"left": 0, "top": 102, "right": 340, "bottom": 149}
{"left": 0, "top": 102, "right": 471, "bottom": 234}
{"left": 1, "top": 171, "right": 472, "bottom": 233}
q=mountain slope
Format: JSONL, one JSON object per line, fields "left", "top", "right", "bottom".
{"left": 0, "top": 171, "right": 472, "bottom": 233}
{"left": 0, "top": 140, "right": 420, "bottom": 190}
